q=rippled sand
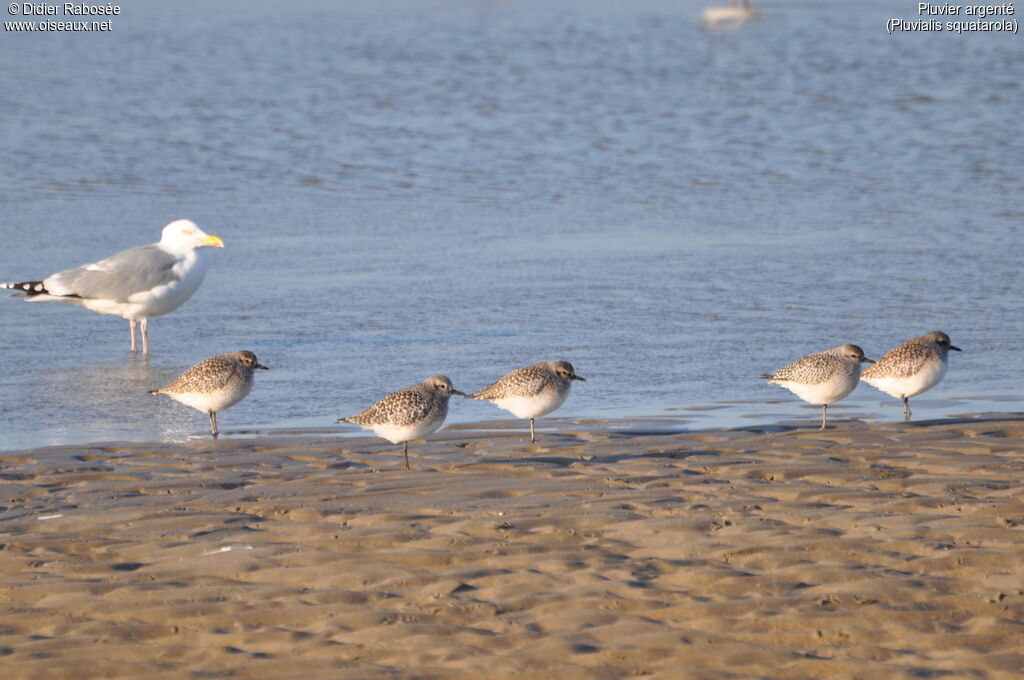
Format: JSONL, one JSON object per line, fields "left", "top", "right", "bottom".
{"left": 2, "top": 416, "right": 1023, "bottom": 678}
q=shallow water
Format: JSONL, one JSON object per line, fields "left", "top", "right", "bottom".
{"left": 1, "top": 0, "right": 1021, "bottom": 451}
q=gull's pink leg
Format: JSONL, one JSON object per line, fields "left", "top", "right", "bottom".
{"left": 141, "top": 319, "right": 150, "bottom": 355}
{"left": 129, "top": 319, "right": 138, "bottom": 353}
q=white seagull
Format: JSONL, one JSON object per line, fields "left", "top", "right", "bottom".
{"left": 2, "top": 219, "right": 223, "bottom": 354}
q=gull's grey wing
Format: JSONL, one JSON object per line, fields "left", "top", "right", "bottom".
{"left": 44, "top": 245, "right": 180, "bottom": 302}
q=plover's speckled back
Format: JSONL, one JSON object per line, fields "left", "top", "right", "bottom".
{"left": 763, "top": 344, "right": 874, "bottom": 430}
{"left": 862, "top": 331, "right": 961, "bottom": 420}
{"left": 338, "top": 375, "right": 465, "bottom": 470}
{"left": 149, "top": 350, "right": 268, "bottom": 438}
{"left": 470, "top": 360, "right": 586, "bottom": 442}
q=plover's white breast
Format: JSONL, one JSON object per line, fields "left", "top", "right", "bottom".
{"left": 369, "top": 414, "right": 446, "bottom": 445}
{"left": 493, "top": 387, "right": 571, "bottom": 420}
{"left": 770, "top": 376, "right": 858, "bottom": 406}
{"left": 863, "top": 356, "right": 947, "bottom": 399}
{"left": 164, "top": 381, "right": 253, "bottom": 414}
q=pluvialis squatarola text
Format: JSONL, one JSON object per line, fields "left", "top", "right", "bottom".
{"left": 149, "top": 350, "right": 267, "bottom": 437}
{"left": 469, "top": 360, "right": 585, "bottom": 442}
{"left": 861, "top": 331, "right": 961, "bottom": 420}
{"left": 338, "top": 375, "right": 465, "bottom": 470}
{"left": 763, "top": 344, "right": 874, "bottom": 430}
{"left": 2, "top": 220, "right": 224, "bottom": 354}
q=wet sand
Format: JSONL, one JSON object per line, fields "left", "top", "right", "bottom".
{"left": 2, "top": 416, "right": 1023, "bottom": 679}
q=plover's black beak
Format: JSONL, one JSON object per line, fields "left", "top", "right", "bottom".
{"left": 257, "top": 364, "right": 269, "bottom": 370}
{"left": 949, "top": 346, "right": 961, "bottom": 352}
{"left": 861, "top": 357, "right": 875, "bottom": 363}
{"left": 573, "top": 375, "right": 587, "bottom": 381}
{"left": 451, "top": 388, "right": 467, "bottom": 396}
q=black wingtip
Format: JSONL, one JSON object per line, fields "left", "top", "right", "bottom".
{"left": 2, "top": 280, "right": 48, "bottom": 297}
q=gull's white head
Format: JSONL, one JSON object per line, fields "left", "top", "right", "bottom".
{"left": 159, "top": 219, "right": 224, "bottom": 252}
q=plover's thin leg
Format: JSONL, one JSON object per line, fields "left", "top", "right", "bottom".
{"left": 141, "top": 319, "right": 150, "bottom": 355}
{"left": 129, "top": 320, "right": 137, "bottom": 353}
{"left": 529, "top": 418, "right": 536, "bottom": 443}
{"left": 902, "top": 397, "right": 911, "bottom": 421}
{"left": 209, "top": 411, "right": 219, "bottom": 438}
{"left": 403, "top": 442, "right": 410, "bottom": 470}
{"left": 820, "top": 404, "right": 828, "bottom": 431}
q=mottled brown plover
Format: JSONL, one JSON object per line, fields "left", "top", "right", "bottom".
{"left": 862, "top": 331, "right": 961, "bottom": 420}
{"left": 763, "top": 344, "right": 874, "bottom": 430}
{"left": 338, "top": 375, "right": 465, "bottom": 470}
{"left": 149, "top": 350, "right": 268, "bottom": 437}
{"left": 469, "top": 360, "right": 585, "bottom": 442}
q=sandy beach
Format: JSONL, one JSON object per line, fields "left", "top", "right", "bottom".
{"left": 2, "top": 415, "right": 1023, "bottom": 679}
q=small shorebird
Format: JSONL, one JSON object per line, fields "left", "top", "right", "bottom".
{"left": 149, "top": 350, "right": 268, "bottom": 438}
{"left": 338, "top": 375, "right": 465, "bottom": 470}
{"left": 2, "top": 219, "right": 224, "bottom": 355}
{"left": 763, "top": 344, "right": 874, "bottom": 430}
{"left": 469, "top": 360, "right": 586, "bottom": 442}
{"left": 861, "top": 331, "right": 961, "bottom": 421}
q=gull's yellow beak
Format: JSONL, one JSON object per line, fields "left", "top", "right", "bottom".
{"left": 201, "top": 234, "right": 225, "bottom": 248}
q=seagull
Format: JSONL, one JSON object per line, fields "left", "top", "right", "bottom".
{"left": 2, "top": 219, "right": 223, "bottom": 354}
